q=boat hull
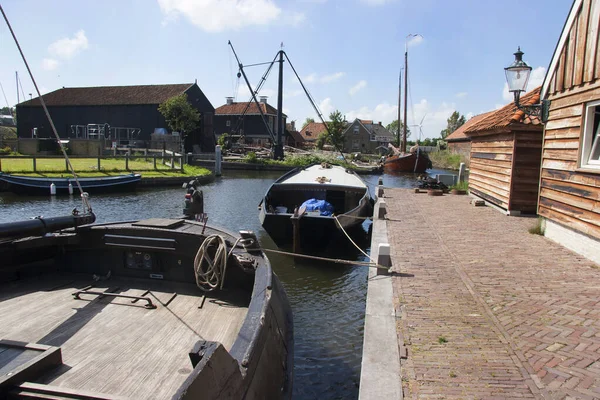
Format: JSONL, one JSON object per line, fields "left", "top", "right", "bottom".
{"left": 0, "top": 173, "right": 142, "bottom": 195}
{"left": 383, "top": 152, "right": 431, "bottom": 173}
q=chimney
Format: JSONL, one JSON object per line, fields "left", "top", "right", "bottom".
{"left": 259, "top": 96, "right": 268, "bottom": 104}
{"left": 291, "top": 121, "right": 296, "bottom": 131}
{"left": 226, "top": 97, "right": 234, "bottom": 105}
{"left": 379, "top": 121, "right": 382, "bottom": 126}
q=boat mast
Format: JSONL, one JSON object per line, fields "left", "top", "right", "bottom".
{"left": 397, "top": 68, "right": 402, "bottom": 147}
{"left": 15, "top": 71, "right": 19, "bottom": 104}
{"left": 275, "top": 49, "right": 284, "bottom": 160}
{"left": 402, "top": 44, "right": 408, "bottom": 154}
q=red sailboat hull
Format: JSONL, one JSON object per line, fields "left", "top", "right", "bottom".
{"left": 383, "top": 152, "right": 430, "bottom": 173}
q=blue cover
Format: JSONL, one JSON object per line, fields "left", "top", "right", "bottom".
{"left": 301, "top": 198, "right": 334, "bottom": 216}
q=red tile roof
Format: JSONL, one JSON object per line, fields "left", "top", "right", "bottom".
{"left": 464, "top": 87, "right": 542, "bottom": 135}
{"left": 446, "top": 111, "right": 494, "bottom": 141}
{"left": 299, "top": 122, "right": 328, "bottom": 141}
{"left": 215, "top": 101, "right": 285, "bottom": 117}
{"left": 19, "top": 84, "right": 195, "bottom": 106}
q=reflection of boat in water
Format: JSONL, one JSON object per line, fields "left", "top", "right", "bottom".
{"left": 0, "top": 8, "right": 292, "bottom": 399}
{"left": 0, "top": 172, "right": 141, "bottom": 195}
{"left": 259, "top": 163, "right": 372, "bottom": 249}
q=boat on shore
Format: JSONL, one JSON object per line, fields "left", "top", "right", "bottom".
{"left": 0, "top": 172, "right": 142, "bottom": 195}
{"left": 0, "top": 214, "right": 293, "bottom": 399}
{"left": 259, "top": 163, "right": 372, "bottom": 248}
{"left": 383, "top": 145, "right": 431, "bottom": 173}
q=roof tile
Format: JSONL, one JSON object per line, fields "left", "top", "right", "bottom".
{"left": 446, "top": 111, "right": 494, "bottom": 141}
{"left": 299, "top": 122, "right": 328, "bottom": 141}
{"left": 215, "top": 101, "right": 284, "bottom": 116}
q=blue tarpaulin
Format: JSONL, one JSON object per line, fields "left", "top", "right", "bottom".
{"left": 301, "top": 198, "right": 334, "bottom": 216}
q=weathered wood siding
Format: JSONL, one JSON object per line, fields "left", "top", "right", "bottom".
{"left": 469, "top": 133, "right": 515, "bottom": 210}
{"left": 541, "top": 0, "right": 600, "bottom": 240}
{"left": 510, "top": 132, "right": 543, "bottom": 213}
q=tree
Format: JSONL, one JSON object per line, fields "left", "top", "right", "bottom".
{"left": 326, "top": 110, "right": 346, "bottom": 150}
{"left": 301, "top": 117, "right": 315, "bottom": 129}
{"left": 158, "top": 94, "right": 200, "bottom": 137}
{"left": 440, "top": 111, "right": 466, "bottom": 139}
{"left": 385, "top": 120, "right": 411, "bottom": 146}
{"left": 315, "top": 132, "right": 327, "bottom": 150}
{"left": 0, "top": 107, "right": 13, "bottom": 116}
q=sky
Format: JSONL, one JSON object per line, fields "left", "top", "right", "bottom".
{"left": 0, "top": 0, "right": 573, "bottom": 139}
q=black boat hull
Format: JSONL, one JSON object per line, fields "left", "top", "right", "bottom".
{"left": 0, "top": 173, "right": 141, "bottom": 195}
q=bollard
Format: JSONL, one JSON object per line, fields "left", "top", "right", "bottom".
{"left": 458, "top": 162, "right": 466, "bottom": 182}
{"left": 68, "top": 183, "right": 73, "bottom": 195}
{"left": 377, "top": 243, "right": 391, "bottom": 275}
{"left": 377, "top": 185, "right": 384, "bottom": 198}
{"left": 50, "top": 183, "right": 56, "bottom": 196}
{"left": 376, "top": 199, "right": 387, "bottom": 219}
{"left": 215, "top": 145, "right": 222, "bottom": 177}
{"left": 378, "top": 177, "right": 383, "bottom": 186}
{"left": 187, "top": 152, "right": 193, "bottom": 165}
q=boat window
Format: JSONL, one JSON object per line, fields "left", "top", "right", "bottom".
{"left": 581, "top": 101, "right": 600, "bottom": 169}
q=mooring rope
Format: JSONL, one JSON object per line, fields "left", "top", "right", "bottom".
{"left": 194, "top": 235, "right": 229, "bottom": 291}
{"left": 261, "top": 247, "right": 388, "bottom": 269}
{"left": 333, "top": 215, "right": 378, "bottom": 265}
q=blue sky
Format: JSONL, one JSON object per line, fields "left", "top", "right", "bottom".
{"left": 0, "top": 0, "right": 572, "bottom": 139}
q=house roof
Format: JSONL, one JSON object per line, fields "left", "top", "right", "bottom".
{"left": 215, "top": 101, "right": 286, "bottom": 117}
{"left": 446, "top": 111, "right": 494, "bottom": 142}
{"left": 18, "top": 83, "right": 195, "bottom": 107}
{"left": 464, "top": 87, "right": 542, "bottom": 135}
{"left": 299, "top": 122, "right": 328, "bottom": 141}
{"left": 364, "top": 122, "right": 394, "bottom": 138}
{"left": 286, "top": 129, "right": 305, "bottom": 143}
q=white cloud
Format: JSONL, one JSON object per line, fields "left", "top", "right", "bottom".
{"left": 235, "top": 86, "right": 275, "bottom": 102}
{"left": 346, "top": 102, "right": 398, "bottom": 126}
{"left": 320, "top": 72, "right": 345, "bottom": 83}
{"left": 42, "top": 58, "right": 59, "bottom": 71}
{"left": 304, "top": 73, "right": 317, "bottom": 83}
{"left": 408, "top": 99, "right": 456, "bottom": 139}
{"left": 465, "top": 112, "right": 474, "bottom": 120}
{"left": 455, "top": 92, "right": 467, "bottom": 98}
{"left": 502, "top": 65, "right": 546, "bottom": 103}
{"left": 48, "top": 30, "right": 88, "bottom": 59}
{"left": 407, "top": 35, "right": 423, "bottom": 47}
{"left": 318, "top": 98, "right": 334, "bottom": 118}
{"left": 285, "top": 12, "right": 306, "bottom": 26}
{"left": 349, "top": 80, "right": 367, "bottom": 95}
{"left": 359, "top": 0, "right": 394, "bottom": 5}
{"left": 286, "top": 89, "right": 303, "bottom": 98}
{"left": 158, "top": 0, "right": 282, "bottom": 32}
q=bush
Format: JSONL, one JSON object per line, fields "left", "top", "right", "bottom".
{"left": 245, "top": 151, "right": 257, "bottom": 163}
{"left": 450, "top": 180, "right": 469, "bottom": 191}
{"left": 428, "top": 150, "right": 466, "bottom": 170}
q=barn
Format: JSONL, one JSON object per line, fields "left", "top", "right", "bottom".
{"left": 15, "top": 83, "right": 215, "bottom": 152}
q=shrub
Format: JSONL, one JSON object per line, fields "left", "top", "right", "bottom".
{"left": 245, "top": 151, "right": 257, "bottom": 163}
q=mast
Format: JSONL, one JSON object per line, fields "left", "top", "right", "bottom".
{"left": 275, "top": 50, "right": 284, "bottom": 160}
{"left": 402, "top": 47, "right": 408, "bottom": 153}
{"left": 397, "top": 68, "right": 402, "bottom": 147}
{"left": 15, "top": 71, "right": 19, "bottom": 104}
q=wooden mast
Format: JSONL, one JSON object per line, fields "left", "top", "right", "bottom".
{"left": 397, "top": 68, "right": 402, "bottom": 147}
{"left": 402, "top": 47, "right": 408, "bottom": 153}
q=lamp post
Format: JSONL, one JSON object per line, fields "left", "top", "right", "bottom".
{"left": 504, "top": 47, "right": 550, "bottom": 122}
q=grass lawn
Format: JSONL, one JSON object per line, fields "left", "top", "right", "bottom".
{"left": 0, "top": 157, "right": 211, "bottom": 178}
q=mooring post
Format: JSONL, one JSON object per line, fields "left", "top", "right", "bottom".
{"left": 32, "top": 156, "right": 36, "bottom": 172}
{"left": 215, "top": 145, "right": 222, "bottom": 177}
{"left": 458, "top": 162, "right": 466, "bottom": 182}
{"left": 378, "top": 177, "right": 383, "bottom": 186}
{"left": 376, "top": 243, "right": 391, "bottom": 275}
{"left": 97, "top": 156, "right": 101, "bottom": 171}
{"left": 153, "top": 155, "right": 157, "bottom": 170}
{"left": 377, "top": 185, "right": 384, "bottom": 198}
{"left": 125, "top": 153, "right": 129, "bottom": 170}
{"left": 376, "top": 199, "right": 387, "bottom": 219}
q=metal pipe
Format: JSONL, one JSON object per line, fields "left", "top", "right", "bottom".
{"left": 0, "top": 213, "right": 96, "bottom": 239}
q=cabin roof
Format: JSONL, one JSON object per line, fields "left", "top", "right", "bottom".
{"left": 215, "top": 101, "right": 286, "bottom": 117}
{"left": 18, "top": 83, "right": 196, "bottom": 107}
{"left": 299, "top": 122, "right": 328, "bottom": 141}
{"left": 280, "top": 164, "right": 367, "bottom": 188}
{"left": 464, "top": 87, "right": 542, "bottom": 135}
{"left": 446, "top": 111, "right": 494, "bottom": 141}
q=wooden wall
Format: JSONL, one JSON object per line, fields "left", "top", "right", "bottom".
{"left": 540, "top": 0, "right": 600, "bottom": 240}
{"left": 510, "top": 132, "right": 543, "bottom": 214}
{"left": 469, "top": 132, "right": 515, "bottom": 210}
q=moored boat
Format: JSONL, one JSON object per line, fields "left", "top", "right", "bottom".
{"left": 0, "top": 172, "right": 141, "bottom": 195}
{"left": 259, "top": 163, "right": 372, "bottom": 248}
{"left": 383, "top": 147, "right": 431, "bottom": 173}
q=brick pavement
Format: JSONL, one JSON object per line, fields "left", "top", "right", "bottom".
{"left": 385, "top": 188, "right": 600, "bottom": 400}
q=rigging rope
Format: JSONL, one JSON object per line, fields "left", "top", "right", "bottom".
{"left": 0, "top": 5, "right": 91, "bottom": 214}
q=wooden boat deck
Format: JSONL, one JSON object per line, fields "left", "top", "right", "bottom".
{"left": 0, "top": 273, "right": 249, "bottom": 399}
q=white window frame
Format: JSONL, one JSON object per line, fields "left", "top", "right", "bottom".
{"left": 581, "top": 100, "right": 600, "bottom": 169}
{"left": 353, "top": 125, "right": 359, "bottom": 135}
{"left": 226, "top": 120, "right": 231, "bottom": 127}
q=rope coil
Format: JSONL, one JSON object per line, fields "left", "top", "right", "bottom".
{"left": 194, "top": 235, "right": 229, "bottom": 292}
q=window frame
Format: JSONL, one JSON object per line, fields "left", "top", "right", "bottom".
{"left": 580, "top": 100, "right": 600, "bottom": 170}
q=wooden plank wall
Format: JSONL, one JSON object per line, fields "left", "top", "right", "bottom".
{"left": 469, "top": 133, "right": 515, "bottom": 210}
{"left": 510, "top": 131, "right": 543, "bottom": 213}
{"left": 541, "top": 0, "right": 600, "bottom": 240}
{"left": 548, "top": 0, "right": 600, "bottom": 94}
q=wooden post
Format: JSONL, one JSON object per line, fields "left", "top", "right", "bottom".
{"left": 125, "top": 153, "right": 129, "bottom": 170}
{"left": 153, "top": 155, "right": 157, "bottom": 170}
{"left": 97, "top": 157, "right": 101, "bottom": 171}
{"left": 215, "top": 145, "right": 222, "bottom": 176}
{"left": 170, "top": 154, "right": 174, "bottom": 169}
{"left": 32, "top": 157, "right": 36, "bottom": 172}
{"left": 458, "top": 162, "right": 466, "bottom": 182}
{"left": 180, "top": 156, "right": 184, "bottom": 172}
{"left": 291, "top": 215, "right": 301, "bottom": 254}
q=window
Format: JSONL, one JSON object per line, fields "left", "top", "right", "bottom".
{"left": 352, "top": 139, "right": 359, "bottom": 150}
{"left": 581, "top": 100, "right": 600, "bottom": 169}
{"left": 353, "top": 126, "right": 359, "bottom": 135}
{"left": 370, "top": 133, "right": 376, "bottom": 141}
{"left": 226, "top": 120, "right": 231, "bottom": 127}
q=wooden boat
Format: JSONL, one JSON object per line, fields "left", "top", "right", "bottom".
{"left": 350, "top": 161, "right": 383, "bottom": 175}
{"left": 0, "top": 214, "right": 293, "bottom": 399}
{"left": 383, "top": 148, "right": 431, "bottom": 173}
{"left": 259, "top": 163, "right": 372, "bottom": 248}
{"left": 0, "top": 172, "right": 141, "bottom": 195}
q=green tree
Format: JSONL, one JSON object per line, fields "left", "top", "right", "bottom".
{"left": 326, "top": 110, "right": 346, "bottom": 150}
{"left": 217, "top": 133, "right": 231, "bottom": 149}
{"left": 315, "top": 132, "right": 327, "bottom": 150}
{"left": 440, "top": 111, "right": 466, "bottom": 139}
{"left": 0, "top": 107, "right": 13, "bottom": 115}
{"left": 302, "top": 117, "right": 315, "bottom": 129}
{"left": 158, "top": 94, "right": 200, "bottom": 138}
{"left": 385, "top": 120, "right": 411, "bottom": 146}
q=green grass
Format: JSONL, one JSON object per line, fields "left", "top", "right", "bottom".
{"left": 0, "top": 156, "right": 211, "bottom": 178}
{"left": 438, "top": 336, "right": 448, "bottom": 344}
{"left": 0, "top": 126, "right": 17, "bottom": 139}
{"left": 450, "top": 180, "right": 469, "bottom": 191}
{"left": 241, "top": 153, "right": 362, "bottom": 170}
{"left": 429, "top": 150, "right": 467, "bottom": 170}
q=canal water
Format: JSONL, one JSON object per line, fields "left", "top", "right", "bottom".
{"left": 0, "top": 168, "right": 451, "bottom": 399}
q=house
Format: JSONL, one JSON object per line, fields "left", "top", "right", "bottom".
{"left": 214, "top": 96, "right": 286, "bottom": 146}
{"left": 538, "top": 0, "right": 600, "bottom": 263}
{"left": 446, "top": 111, "right": 493, "bottom": 162}
{"left": 463, "top": 87, "right": 544, "bottom": 215}
{"left": 285, "top": 121, "right": 305, "bottom": 148}
{"left": 16, "top": 83, "right": 215, "bottom": 152}
{"left": 299, "top": 122, "right": 328, "bottom": 147}
{"left": 342, "top": 119, "right": 395, "bottom": 154}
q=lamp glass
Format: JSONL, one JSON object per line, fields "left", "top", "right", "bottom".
{"left": 505, "top": 65, "right": 531, "bottom": 92}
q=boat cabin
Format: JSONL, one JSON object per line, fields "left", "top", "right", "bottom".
{"left": 464, "top": 87, "right": 544, "bottom": 215}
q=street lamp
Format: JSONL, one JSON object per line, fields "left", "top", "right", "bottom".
{"left": 504, "top": 47, "right": 550, "bottom": 122}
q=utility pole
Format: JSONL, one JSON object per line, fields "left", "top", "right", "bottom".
{"left": 275, "top": 50, "right": 284, "bottom": 160}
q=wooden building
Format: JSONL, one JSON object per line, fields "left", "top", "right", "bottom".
{"left": 539, "top": 0, "right": 600, "bottom": 263}
{"left": 464, "top": 87, "right": 544, "bottom": 215}
{"left": 446, "top": 111, "right": 493, "bottom": 163}
{"left": 16, "top": 83, "right": 215, "bottom": 152}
